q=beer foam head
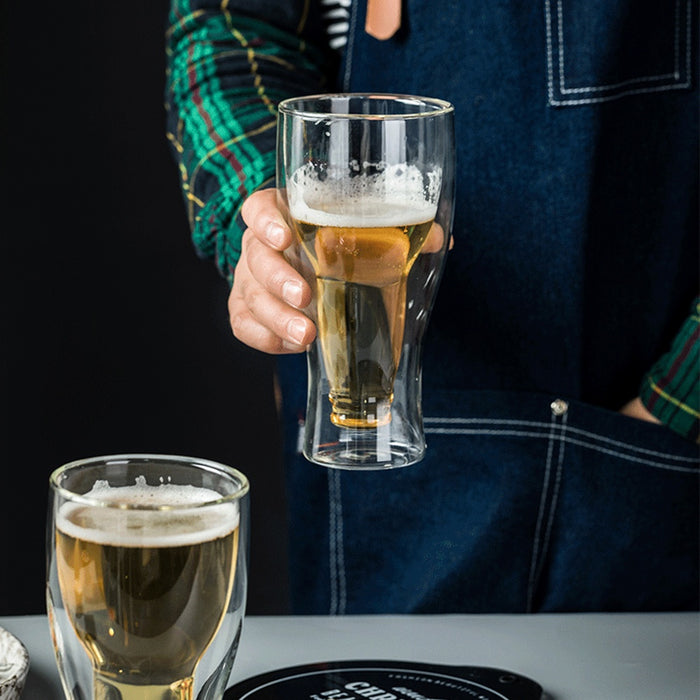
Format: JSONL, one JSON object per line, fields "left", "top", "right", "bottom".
{"left": 288, "top": 162, "right": 440, "bottom": 227}
{"left": 57, "top": 476, "right": 240, "bottom": 547}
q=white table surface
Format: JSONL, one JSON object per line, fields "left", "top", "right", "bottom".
{"left": 0, "top": 613, "right": 698, "bottom": 700}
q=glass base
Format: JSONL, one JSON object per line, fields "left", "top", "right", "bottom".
{"left": 305, "top": 428, "right": 424, "bottom": 470}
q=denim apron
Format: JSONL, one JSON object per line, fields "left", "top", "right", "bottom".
{"left": 278, "top": 0, "right": 699, "bottom": 613}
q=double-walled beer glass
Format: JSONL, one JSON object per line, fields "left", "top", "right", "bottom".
{"left": 277, "top": 94, "right": 455, "bottom": 469}
{"left": 46, "top": 454, "right": 249, "bottom": 700}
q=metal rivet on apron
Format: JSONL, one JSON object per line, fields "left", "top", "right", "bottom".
{"left": 550, "top": 398, "right": 569, "bottom": 416}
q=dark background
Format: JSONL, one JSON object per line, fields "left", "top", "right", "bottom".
{"left": 1, "top": 2, "right": 289, "bottom": 615}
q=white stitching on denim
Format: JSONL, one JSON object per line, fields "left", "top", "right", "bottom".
{"left": 426, "top": 428, "right": 551, "bottom": 438}
{"left": 570, "top": 421, "right": 698, "bottom": 460}
{"left": 423, "top": 427, "right": 698, "bottom": 472}
{"left": 328, "top": 469, "right": 347, "bottom": 615}
{"left": 336, "top": 473, "right": 347, "bottom": 614}
{"left": 545, "top": 0, "right": 556, "bottom": 104}
{"left": 558, "top": 0, "right": 680, "bottom": 93}
{"left": 556, "top": 435, "right": 697, "bottom": 473}
{"left": 328, "top": 470, "right": 338, "bottom": 614}
{"left": 550, "top": 81, "right": 691, "bottom": 106}
{"left": 527, "top": 408, "right": 559, "bottom": 611}
{"left": 545, "top": 0, "right": 691, "bottom": 106}
{"left": 424, "top": 417, "right": 550, "bottom": 425}
{"left": 535, "top": 411, "right": 567, "bottom": 603}
{"left": 424, "top": 417, "right": 698, "bottom": 463}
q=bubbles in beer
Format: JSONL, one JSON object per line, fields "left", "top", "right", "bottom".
{"left": 288, "top": 162, "right": 439, "bottom": 227}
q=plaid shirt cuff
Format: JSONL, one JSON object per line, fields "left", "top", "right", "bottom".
{"left": 639, "top": 298, "right": 700, "bottom": 442}
{"left": 166, "top": 1, "right": 329, "bottom": 283}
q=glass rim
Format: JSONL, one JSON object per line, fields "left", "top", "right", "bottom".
{"left": 49, "top": 453, "right": 250, "bottom": 510}
{"left": 278, "top": 92, "right": 454, "bottom": 120}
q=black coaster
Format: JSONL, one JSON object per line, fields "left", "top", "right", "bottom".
{"left": 224, "top": 660, "right": 544, "bottom": 700}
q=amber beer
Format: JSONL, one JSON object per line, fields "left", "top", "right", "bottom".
{"left": 289, "top": 166, "right": 438, "bottom": 428}
{"left": 55, "top": 479, "right": 239, "bottom": 700}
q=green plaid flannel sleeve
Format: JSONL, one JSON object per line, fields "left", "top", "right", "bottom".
{"left": 165, "top": 0, "right": 331, "bottom": 284}
{"left": 639, "top": 298, "right": 700, "bottom": 442}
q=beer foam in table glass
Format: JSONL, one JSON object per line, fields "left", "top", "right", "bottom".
{"left": 46, "top": 454, "right": 249, "bottom": 700}
{"left": 277, "top": 93, "right": 455, "bottom": 469}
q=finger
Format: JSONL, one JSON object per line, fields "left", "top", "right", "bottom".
{"left": 229, "top": 255, "right": 316, "bottom": 354}
{"left": 229, "top": 303, "right": 312, "bottom": 354}
{"left": 229, "top": 292, "right": 316, "bottom": 354}
{"left": 241, "top": 189, "right": 293, "bottom": 250}
{"left": 240, "top": 275, "right": 316, "bottom": 348}
{"left": 422, "top": 222, "right": 447, "bottom": 253}
{"left": 244, "top": 232, "right": 313, "bottom": 309}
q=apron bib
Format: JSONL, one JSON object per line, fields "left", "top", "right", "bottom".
{"left": 281, "top": 0, "right": 699, "bottom": 614}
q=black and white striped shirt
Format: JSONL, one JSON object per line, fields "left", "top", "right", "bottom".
{"left": 321, "top": 0, "right": 351, "bottom": 50}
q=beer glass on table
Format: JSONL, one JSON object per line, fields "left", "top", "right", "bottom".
{"left": 46, "top": 454, "right": 249, "bottom": 700}
{"left": 277, "top": 93, "right": 455, "bottom": 469}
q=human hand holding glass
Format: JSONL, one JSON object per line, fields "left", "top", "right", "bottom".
{"left": 227, "top": 188, "right": 317, "bottom": 354}
{"left": 46, "top": 454, "right": 249, "bottom": 700}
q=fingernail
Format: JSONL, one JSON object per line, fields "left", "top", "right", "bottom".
{"left": 287, "top": 318, "right": 307, "bottom": 345}
{"left": 265, "top": 222, "right": 286, "bottom": 248}
{"left": 282, "top": 280, "right": 303, "bottom": 307}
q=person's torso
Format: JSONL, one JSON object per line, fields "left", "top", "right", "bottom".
{"left": 336, "top": 0, "right": 698, "bottom": 410}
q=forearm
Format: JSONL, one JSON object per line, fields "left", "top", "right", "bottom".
{"left": 639, "top": 298, "right": 700, "bottom": 442}
{"left": 165, "top": 0, "right": 331, "bottom": 283}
